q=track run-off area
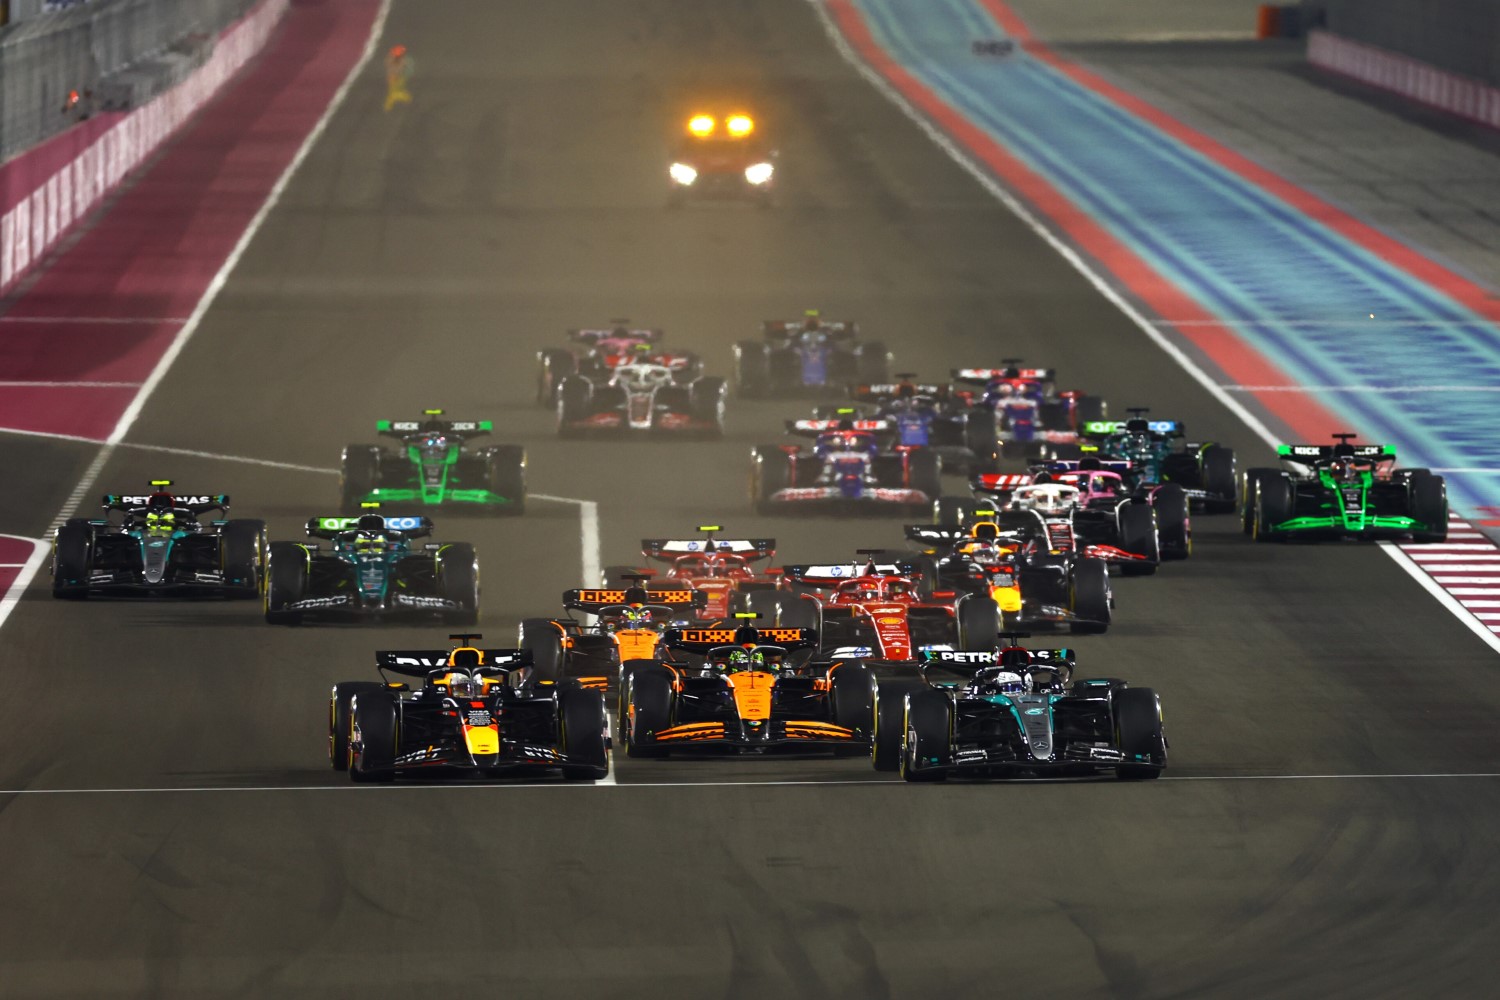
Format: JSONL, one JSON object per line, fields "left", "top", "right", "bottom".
{"left": 0, "top": 1, "right": 1496, "bottom": 996}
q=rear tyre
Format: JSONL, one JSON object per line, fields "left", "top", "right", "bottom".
{"left": 752, "top": 446, "right": 793, "bottom": 515}
{"left": 437, "top": 542, "right": 479, "bottom": 625}
{"left": 1069, "top": 558, "right": 1111, "bottom": 634}
{"left": 933, "top": 496, "right": 978, "bottom": 527}
{"left": 854, "top": 341, "right": 890, "bottom": 382}
{"left": 330, "top": 681, "right": 384, "bottom": 771}
{"left": 560, "top": 688, "right": 609, "bottom": 780}
{"left": 349, "top": 690, "right": 398, "bottom": 783}
{"left": 536, "top": 349, "right": 576, "bottom": 407}
{"left": 901, "top": 690, "right": 951, "bottom": 782}
{"left": 1409, "top": 471, "right": 1449, "bottom": 543}
{"left": 340, "top": 446, "right": 381, "bottom": 510}
{"left": 690, "top": 376, "right": 726, "bottom": 438}
{"left": 264, "top": 542, "right": 307, "bottom": 624}
{"left": 830, "top": 663, "right": 877, "bottom": 740}
{"left": 907, "top": 448, "right": 942, "bottom": 503}
{"left": 1252, "top": 475, "right": 1293, "bottom": 542}
{"left": 625, "top": 666, "right": 674, "bottom": 758}
{"left": 1200, "top": 445, "right": 1237, "bottom": 513}
{"left": 1153, "top": 484, "right": 1192, "bottom": 560}
{"left": 485, "top": 445, "right": 527, "bottom": 515}
{"left": 873, "top": 680, "right": 924, "bottom": 772}
{"left": 778, "top": 594, "right": 820, "bottom": 631}
{"left": 557, "top": 376, "right": 592, "bottom": 438}
{"left": 220, "top": 518, "right": 266, "bottom": 597}
{"left": 1240, "top": 468, "right": 1276, "bottom": 535}
{"left": 1114, "top": 687, "right": 1165, "bottom": 780}
{"left": 962, "top": 407, "right": 999, "bottom": 469}
{"left": 1075, "top": 395, "right": 1107, "bottom": 424}
{"left": 1116, "top": 503, "right": 1159, "bottom": 577}
{"left": 956, "top": 593, "right": 1000, "bottom": 651}
{"left": 51, "top": 518, "right": 93, "bottom": 599}
{"left": 519, "top": 618, "right": 566, "bottom": 683}
{"left": 734, "top": 341, "right": 771, "bottom": 398}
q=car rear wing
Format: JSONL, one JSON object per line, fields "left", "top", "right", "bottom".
{"left": 921, "top": 648, "right": 1076, "bottom": 671}
{"left": 1079, "top": 419, "right": 1182, "bottom": 439}
{"left": 763, "top": 319, "right": 857, "bottom": 340}
{"left": 969, "top": 472, "right": 1032, "bottom": 495}
{"left": 641, "top": 538, "right": 776, "bottom": 561}
{"left": 305, "top": 515, "right": 435, "bottom": 539}
{"left": 779, "top": 561, "right": 920, "bottom": 586}
{"left": 662, "top": 626, "right": 819, "bottom": 654}
{"left": 785, "top": 418, "right": 892, "bottom": 437}
{"left": 951, "top": 366, "right": 1056, "bottom": 384}
{"left": 102, "top": 492, "right": 229, "bottom": 514}
{"left": 568, "top": 327, "right": 663, "bottom": 345}
{"left": 562, "top": 587, "right": 708, "bottom": 614}
{"left": 1040, "top": 459, "right": 1135, "bottom": 475}
{"left": 376, "top": 418, "right": 492, "bottom": 440}
{"left": 847, "top": 382, "right": 946, "bottom": 401}
{"left": 1279, "top": 443, "right": 1394, "bottom": 460}
{"left": 375, "top": 648, "right": 532, "bottom": 678}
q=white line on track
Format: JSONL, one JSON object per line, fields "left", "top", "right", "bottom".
{"left": 806, "top": 0, "right": 1500, "bottom": 657}
{"left": 533, "top": 494, "right": 602, "bottom": 586}
{"left": 0, "top": 536, "right": 48, "bottom": 632}
{"left": 1222, "top": 385, "right": 1500, "bottom": 393}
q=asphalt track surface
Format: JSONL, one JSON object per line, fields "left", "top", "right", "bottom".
{"left": 0, "top": 1, "right": 1497, "bottom": 996}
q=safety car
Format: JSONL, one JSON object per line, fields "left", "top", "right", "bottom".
{"left": 667, "top": 112, "right": 777, "bottom": 206}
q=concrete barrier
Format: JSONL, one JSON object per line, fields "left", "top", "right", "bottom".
{"left": 1308, "top": 29, "right": 1500, "bottom": 131}
{"left": 0, "top": 0, "right": 286, "bottom": 297}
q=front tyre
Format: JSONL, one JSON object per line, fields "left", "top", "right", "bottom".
{"left": 559, "top": 688, "right": 609, "bottom": 780}
{"left": 1069, "top": 558, "right": 1111, "bottom": 634}
{"left": 264, "top": 542, "right": 307, "bottom": 624}
{"left": 52, "top": 518, "right": 93, "bottom": 599}
{"left": 436, "top": 542, "right": 479, "bottom": 625}
{"left": 901, "top": 690, "right": 951, "bottom": 782}
{"left": 220, "top": 518, "right": 267, "bottom": 597}
{"left": 1114, "top": 687, "right": 1165, "bottom": 780}
{"left": 330, "top": 681, "right": 384, "bottom": 771}
{"left": 484, "top": 445, "right": 527, "bottom": 515}
{"left": 349, "top": 690, "right": 398, "bottom": 783}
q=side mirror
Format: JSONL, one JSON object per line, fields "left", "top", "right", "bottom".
{"left": 385, "top": 682, "right": 409, "bottom": 692}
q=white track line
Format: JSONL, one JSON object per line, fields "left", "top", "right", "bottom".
{"left": 0, "top": 536, "right": 48, "bottom": 633}
{"left": 533, "top": 493, "right": 602, "bottom": 585}
{"left": 808, "top": 0, "right": 1500, "bottom": 657}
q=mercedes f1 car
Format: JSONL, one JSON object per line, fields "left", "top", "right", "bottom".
{"left": 620, "top": 621, "right": 878, "bottom": 757}
{"left": 264, "top": 511, "right": 479, "bottom": 625}
{"left": 556, "top": 361, "right": 725, "bottom": 438}
{"left": 536, "top": 322, "right": 702, "bottom": 406}
{"left": 518, "top": 583, "right": 709, "bottom": 692}
{"left": 667, "top": 112, "right": 777, "bottom": 206}
{"left": 751, "top": 418, "right": 942, "bottom": 515}
{"left": 881, "top": 640, "right": 1166, "bottom": 781}
{"left": 332, "top": 636, "right": 608, "bottom": 782}
{"left": 341, "top": 410, "right": 525, "bottom": 514}
{"left": 733, "top": 312, "right": 889, "bottom": 396}
{"left": 1242, "top": 435, "right": 1447, "bottom": 542}
{"left": 1079, "top": 410, "right": 1237, "bottom": 513}
{"left": 602, "top": 527, "right": 779, "bottom": 620}
{"left": 52, "top": 480, "right": 265, "bottom": 600}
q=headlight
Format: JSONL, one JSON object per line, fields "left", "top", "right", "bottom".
{"left": 669, "top": 162, "right": 698, "bottom": 186}
{"left": 744, "top": 162, "right": 774, "bottom": 185}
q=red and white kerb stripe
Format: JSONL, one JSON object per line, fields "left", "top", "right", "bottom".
{"left": 1396, "top": 516, "right": 1500, "bottom": 636}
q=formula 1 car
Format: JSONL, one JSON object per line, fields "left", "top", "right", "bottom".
{"left": 1242, "top": 435, "right": 1448, "bottom": 543}
{"left": 332, "top": 636, "right": 608, "bottom": 782}
{"left": 1079, "top": 410, "right": 1237, "bottom": 513}
{"left": 556, "top": 361, "right": 726, "bottom": 438}
{"left": 950, "top": 363, "right": 1106, "bottom": 462}
{"left": 341, "top": 410, "right": 525, "bottom": 514}
{"left": 667, "top": 111, "right": 777, "bottom": 206}
{"left": 908, "top": 504, "right": 1113, "bottom": 633}
{"left": 51, "top": 479, "right": 265, "bottom": 599}
{"left": 263, "top": 511, "right": 478, "bottom": 625}
{"left": 620, "top": 620, "right": 878, "bottom": 757}
{"left": 882, "top": 639, "right": 1166, "bottom": 781}
{"left": 751, "top": 418, "right": 942, "bottom": 515}
{"left": 771, "top": 557, "right": 1000, "bottom": 659}
{"left": 601, "top": 527, "right": 779, "bottom": 620}
{"left": 841, "top": 377, "right": 999, "bottom": 473}
{"left": 518, "top": 583, "right": 709, "bottom": 693}
{"left": 733, "top": 312, "right": 889, "bottom": 396}
{"left": 536, "top": 322, "right": 703, "bottom": 406}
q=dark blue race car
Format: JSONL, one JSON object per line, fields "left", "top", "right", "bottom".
{"left": 733, "top": 312, "right": 889, "bottom": 396}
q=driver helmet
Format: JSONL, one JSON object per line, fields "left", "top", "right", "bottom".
{"left": 973, "top": 668, "right": 1027, "bottom": 697}
{"left": 616, "top": 606, "right": 652, "bottom": 629}
{"left": 801, "top": 310, "right": 821, "bottom": 332}
{"left": 447, "top": 672, "right": 480, "bottom": 699}
{"left": 887, "top": 579, "right": 911, "bottom": 598}
{"left": 1332, "top": 457, "right": 1360, "bottom": 483}
{"left": 725, "top": 648, "right": 766, "bottom": 673}
{"left": 143, "top": 510, "right": 176, "bottom": 536}
{"left": 854, "top": 581, "right": 882, "bottom": 602}
{"left": 354, "top": 532, "right": 388, "bottom": 554}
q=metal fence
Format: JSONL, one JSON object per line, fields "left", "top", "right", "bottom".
{"left": 0, "top": 0, "right": 254, "bottom": 162}
{"left": 1318, "top": 0, "right": 1500, "bottom": 87}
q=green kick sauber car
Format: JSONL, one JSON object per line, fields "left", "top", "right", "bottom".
{"left": 341, "top": 410, "right": 526, "bottom": 514}
{"left": 1241, "top": 435, "right": 1447, "bottom": 542}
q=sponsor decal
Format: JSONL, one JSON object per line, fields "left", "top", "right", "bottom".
{"left": 315, "top": 515, "right": 426, "bottom": 532}
{"left": 290, "top": 595, "right": 353, "bottom": 609}
{"left": 393, "top": 594, "right": 456, "bottom": 609}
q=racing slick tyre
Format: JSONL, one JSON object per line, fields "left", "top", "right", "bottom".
{"left": 537, "top": 349, "right": 576, "bottom": 407}
{"left": 907, "top": 449, "right": 943, "bottom": 510}
{"left": 1075, "top": 395, "right": 1107, "bottom": 424}
{"left": 485, "top": 445, "right": 527, "bottom": 515}
{"left": 624, "top": 666, "right": 674, "bottom": 758}
{"left": 340, "top": 445, "right": 380, "bottom": 510}
{"left": 1113, "top": 687, "right": 1165, "bottom": 780}
{"left": 956, "top": 593, "right": 1001, "bottom": 651}
{"left": 220, "top": 518, "right": 267, "bottom": 598}
{"left": 1116, "top": 503, "right": 1159, "bottom": 577}
{"left": 51, "top": 518, "right": 93, "bottom": 599}
{"left": 1069, "top": 558, "right": 1111, "bottom": 635}
{"left": 1408, "top": 471, "right": 1449, "bottom": 543}
{"left": 962, "top": 407, "right": 999, "bottom": 471}
{"left": 1240, "top": 468, "right": 1277, "bottom": 535}
{"left": 690, "top": 376, "right": 727, "bottom": 439}
{"left": 519, "top": 618, "right": 566, "bottom": 683}
{"left": 559, "top": 687, "right": 609, "bottom": 781}
{"left": 933, "top": 496, "right": 978, "bottom": 527}
{"left": 556, "top": 376, "right": 593, "bottom": 439}
{"left": 349, "top": 690, "right": 398, "bottom": 783}
{"left": 330, "top": 681, "right": 384, "bottom": 771}
{"left": 1200, "top": 444, "right": 1238, "bottom": 514}
{"left": 873, "top": 679, "right": 925, "bottom": 772}
{"left": 901, "top": 689, "right": 952, "bottom": 782}
{"left": 1153, "top": 484, "right": 1192, "bottom": 560}
{"left": 1252, "top": 475, "right": 1293, "bottom": 543}
{"left": 734, "top": 341, "right": 771, "bottom": 398}
{"left": 264, "top": 542, "right": 307, "bottom": 624}
{"left": 751, "top": 445, "right": 793, "bottom": 515}
{"left": 830, "top": 663, "right": 877, "bottom": 752}
{"left": 854, "top": 341, "right": 890, "bottom": 383}
{"left": 779, "top": 594, "right": 821, "bottom": 631}
{"left": 437, "top": 542, "right": 480, "bottom": 625}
